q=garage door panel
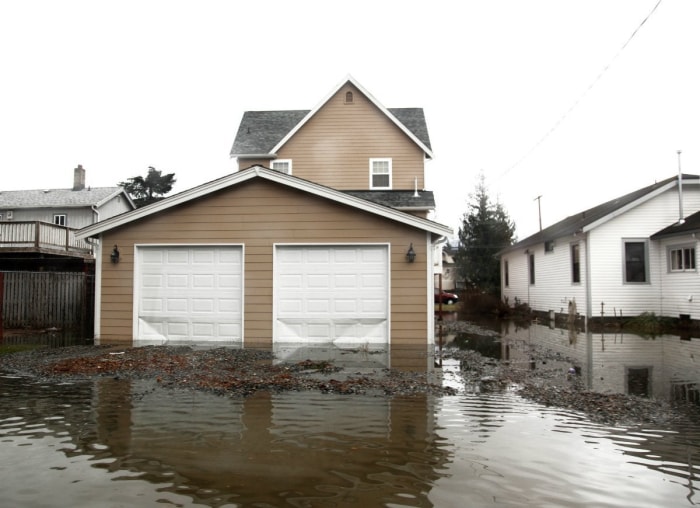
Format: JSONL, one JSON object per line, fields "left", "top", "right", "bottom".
{"left": 137, "top": 246, "right": 243, "bottom": 343}
{"left": 275, "top": 246, "right": 388, "bottom": 344}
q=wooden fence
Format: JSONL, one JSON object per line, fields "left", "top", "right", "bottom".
{"left": 0, "top": 271, "right": 94, "bottom": 336}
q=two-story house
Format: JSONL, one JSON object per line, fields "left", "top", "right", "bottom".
{"left": 76, "top": 76, "right": 452, "bottom": 365}
{"left": 0, "top": 165, "right": 134, "bottom": 271}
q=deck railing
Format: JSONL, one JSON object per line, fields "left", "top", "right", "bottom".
{"left": 0, "top": 221, "right": 93, "bottom": 256}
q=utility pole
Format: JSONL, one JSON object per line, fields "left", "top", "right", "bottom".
{"left": 534, "top": 195, "right": 542, "bottom": 232}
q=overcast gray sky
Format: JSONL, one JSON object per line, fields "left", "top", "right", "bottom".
{"left": 1, "top": 0, "right": 697, "bottom": 239}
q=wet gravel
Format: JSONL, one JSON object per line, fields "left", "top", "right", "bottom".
{"left": 0, "top": 344, "right": 453, "bottom": 397}
{"left": 2, "top": 320, "right": 698, "bottom": 427}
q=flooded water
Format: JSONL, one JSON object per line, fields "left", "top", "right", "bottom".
{"left": 2, "top": 323, "right": 700, "bottom": 507}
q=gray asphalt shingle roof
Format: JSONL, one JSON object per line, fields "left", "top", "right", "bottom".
{"left": 0, "top": 187, "right": 125, "bottom": 208}
{"left": 499, "top": 174, "right": 700, "bottom": 255}
{"left": 230, "top": 108, "right": 432, "bottom": 157}
{"left": 345, "top": 190, "right": 435, "bottom": 210}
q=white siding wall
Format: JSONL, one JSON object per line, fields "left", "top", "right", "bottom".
{"left": 501, "top": 234, "right": 587, "bottom": 316}
{"left": 656, "top": 234, "right": 700, "bottom": 319}
{"left": 588, "top": 186, "right": 700, "bottom": 319}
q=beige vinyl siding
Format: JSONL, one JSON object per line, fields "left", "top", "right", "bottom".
{"left": 97, "top": 179, "right": 430, "bottom": 347}
{"left": 273, "top": 84, "right": 425, "bottom": 190}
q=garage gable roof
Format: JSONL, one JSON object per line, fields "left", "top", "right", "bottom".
{"left": 76, "top": 166, "right": 453, "bottom": 240}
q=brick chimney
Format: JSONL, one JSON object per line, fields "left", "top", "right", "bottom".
{"left": 73, "top": 164, "right": 85, "bottom": 191}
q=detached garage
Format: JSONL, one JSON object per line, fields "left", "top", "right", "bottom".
{"left": 77, "top": 167, "right": 452, "bottom": 355}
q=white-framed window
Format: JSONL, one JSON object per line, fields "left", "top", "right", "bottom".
{"left": 668, "top": 244, "right": 696, "bottom": 272}
{"left": 271, "top": 159, "right": 292, "bottom": 175}
{"left": 571, "top": 242, "right": 581, "bottom": 284}
{"left": 370, "top": 158, "right": 392, "bottom": 189}
{"left": 53, "top": 214, "right": 67, "bottom": 226}
{"left": 623, "top": 239, "right": 648, "bottom": 283}
{"left": 528, "top": 252, "right": 535, "bottom": 285}
{"left": 504, "top": 259, "right": 509, "bottom": 287}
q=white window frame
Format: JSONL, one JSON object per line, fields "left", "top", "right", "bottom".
{"left": 271, "top": 159, "right": 292, "bottom": 175}
{"left": 622, "top": 239, "right": 649, "bottom": 284}
{"left": 53, "top": 214, "right": 67, "bottom": 226}
{"left": 668, "top": 243, "right": 696, "bottom": 272}
{"left": 571, "top": 242, "right": 581, "bottom": 284}
{"left": 370, "top": 158, "right": 392, "bottom": 190}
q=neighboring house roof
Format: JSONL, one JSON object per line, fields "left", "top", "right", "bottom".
{"left": 230, "top": 75, "right": 433, "bottom": 159}
{"left": 344, "top": 190, "right": 435, "bottom": 210}
{"left": 499, "top": 174, "right": 700, "bottom": 255}
{"left": 652, "top": 208, "right": 700, "bottom": 239}
{"left": 76, "top": 166, "right": 453, "bottom": 240}
{"left": 0, "top": 187, "right": 134, "bottom": 209}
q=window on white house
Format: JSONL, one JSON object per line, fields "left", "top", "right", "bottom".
{"left": 370, "top": 158, "right": 392, "bottom": 189}
{"left": 623, "top": 240, "right": 648, "bottom": 283}
{"left": 53, "top": 214, "right": 67, "bottom": 226}
{"left": 669, "top": 245, "right": 696, "bottom": 272}
{"left": 271, "top": 159, "right": 292, "bottom": 174}
{"left": 571, "top": 243, "right": 581, "bottom": 283}
{"left": 504, "top": 259, "right": 509, "bottom": 287}
{"left": 529, "top": 253, "right": 535, "bottom": 285}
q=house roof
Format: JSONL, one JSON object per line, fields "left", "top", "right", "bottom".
{"left": 76, "top": 166, "right": 453, "bottom": 240}
{"left": 0, "top": 186, "right": 133, "bottom": 209}
{"left": 498, "top": 174, "right": 700, "bottom": 256}
{"left": 651, "top": 208, "right": 700, "bottom": 239}
{"left": 344, "top": 190, "right": 435, "bottom": 210}
{"left": 230, "top": 76, "right": 433, "bottom": 159}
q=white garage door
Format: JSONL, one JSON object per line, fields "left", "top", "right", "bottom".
{"left": 275, "top": 245, "right": 389, "bottom": 345}
{"left": 136, "top": 246, "right": 243, "bottom": 344}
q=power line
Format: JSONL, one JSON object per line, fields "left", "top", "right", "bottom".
{"left": 498, "top": 0, "right": 664, "bottom": 180}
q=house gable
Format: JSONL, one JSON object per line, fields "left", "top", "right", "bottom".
{"left": 229, "top": 76, "right": 433, "bottom": 193}
{"left": 77, "top": 166, "right": 451, "bottom": 241}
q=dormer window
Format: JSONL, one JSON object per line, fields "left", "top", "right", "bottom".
{"left": 271, "top": 159, "right": 292, "bottom": 175}
{"left": 345, "top": 91, "right": 354, "bottom": 104}
{"left": 370, "top": 158, "right": 392, "bottom": 189}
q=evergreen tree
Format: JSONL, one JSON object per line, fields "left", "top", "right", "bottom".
{"left": 120, "top": 166, "right": 176, "bottom": 207}
{"left": 456, "top": 173, "right": 516, "bottom": 296}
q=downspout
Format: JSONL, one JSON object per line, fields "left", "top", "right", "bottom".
{"left": 584, "top": 231, "right": 592, "bottom": 332}
{"left": 677, "top": 150, "right": 684, "bottom": 224}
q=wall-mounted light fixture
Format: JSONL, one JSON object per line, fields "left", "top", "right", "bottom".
{"left": 406, "top": 243, "right": 416, "bottom": 263}
{"left": 110, "top": 245, "right": 120, "bottom": 264}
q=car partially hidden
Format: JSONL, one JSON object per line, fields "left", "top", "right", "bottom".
{"left": 434, "top": 290, "right": 459, "bottom": 305}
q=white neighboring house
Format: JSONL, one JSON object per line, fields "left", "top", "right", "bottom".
{"left": 498, "top": 174, "right": 700, "bottom": 323}
{"left": 651, "top": 208, "right": 700, "bottom": 320}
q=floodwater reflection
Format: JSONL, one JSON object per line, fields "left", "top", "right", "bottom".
{"left": 490, "top": 320, "right": 700, "bottom": 402}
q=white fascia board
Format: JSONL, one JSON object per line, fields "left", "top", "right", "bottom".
{"left": 76, "top": 166, "right": 453, "bottom": 240}
{"left": 270, "top": 75, "right": 434, "bottom": 159}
